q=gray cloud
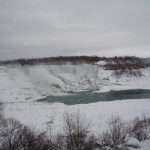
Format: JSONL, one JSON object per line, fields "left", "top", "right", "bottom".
{"left": 0, "top": 0, "right": 150, "bottom": 60}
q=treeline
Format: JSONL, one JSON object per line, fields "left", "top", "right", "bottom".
{"left": 0, "top": 56, "right": 102, "bottom": 66}
{"left": 104, "top": 63, "right": 145, "bottom": 70}
{"left": 0, "top": 56, "right": 150, "bottom": 70}
{"left": 104, "top": 56, "right": 145, "bottom": 70}
{"left": 0, "top": 102, "right": 150, "bottom": 150}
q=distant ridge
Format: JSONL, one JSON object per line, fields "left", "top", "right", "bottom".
{"left": 0, "top": 56, "right": 150, "bottom": 70}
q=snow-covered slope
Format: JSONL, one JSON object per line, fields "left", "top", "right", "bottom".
{"left": 1, "top": 64, "right": 150, "bottom": 102}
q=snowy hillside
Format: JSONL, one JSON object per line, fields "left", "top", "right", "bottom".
{"left": 0, "top": 64, "right": 150, "bottom": 103}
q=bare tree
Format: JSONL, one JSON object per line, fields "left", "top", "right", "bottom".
{"left": 98, "top": 130, "right": 112, "bottom": 147}
{"left": 108, "top": 116, "right": 128, "bottom": 145}
{"left": 98, "top": 115, "right": 128, "bottom": 148}
{"left": 44, "top": 123, "right": 60, "bottom": 150}
{"left": 128, "top": 114, "right": 150, "bottom": 141}
{"left": 0, "top": 102, "right": 6, "bottom": 145}
{"left": 19, "top": 125, "right": 51, "bottom": 150}
{"left": 1, "top": 117, "right": 24, "bottom": 150}
{"left": 61, "top": 110, "right": 96, "bottom": 150}
{"left": 0, "top": 102, "right": 4, "bottom": 127}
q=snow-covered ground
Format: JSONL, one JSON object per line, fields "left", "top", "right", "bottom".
{"left": 1, "top": 64, "right": 150, "bottom": 149}
{"left": 4, "top": 99, "right": 150, "bottom": 132}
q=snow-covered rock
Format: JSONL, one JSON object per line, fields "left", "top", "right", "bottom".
{"left": 95, "top": 61, "right": 106, "bottom": 66}
{"left": 126, "top": 137, "right": 140, "bottom": 147}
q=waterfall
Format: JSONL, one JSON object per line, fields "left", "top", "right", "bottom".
{"left": 5, "top": 64, "right": 99, "bottom": 97}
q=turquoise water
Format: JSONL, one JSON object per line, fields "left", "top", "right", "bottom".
{"left": 41, "top": 89, "right": 150, "bottom": 105}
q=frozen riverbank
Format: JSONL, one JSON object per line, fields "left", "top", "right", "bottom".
{"left": 4, "top": 98, "right": 150, "bottom": 133}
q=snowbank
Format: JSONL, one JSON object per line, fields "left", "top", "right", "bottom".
{"left": 95, "top": 60, "right": 106, "bottom": 66}
{"left": 4, "top": 98, "right": 150, "bottom": 132}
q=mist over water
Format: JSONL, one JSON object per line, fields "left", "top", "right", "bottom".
{"left": 6, "top": 64, "right": 99, "bottom": 95}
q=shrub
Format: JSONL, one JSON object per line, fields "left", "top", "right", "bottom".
{"left": 1, "top": 117, "right": 24, "bottom": 150}
{"left": 128, "top": 114, "right": 150, "bottom": 141}
{"left": 98, "top": 116, "right": 128, "bottom": 148}
{"left": 19, "top": 126, "right": 49, "bottom": 150}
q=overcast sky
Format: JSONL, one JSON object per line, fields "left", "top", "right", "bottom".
{"left": 0, "top": 0, "right": 150, "bottom": 60}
